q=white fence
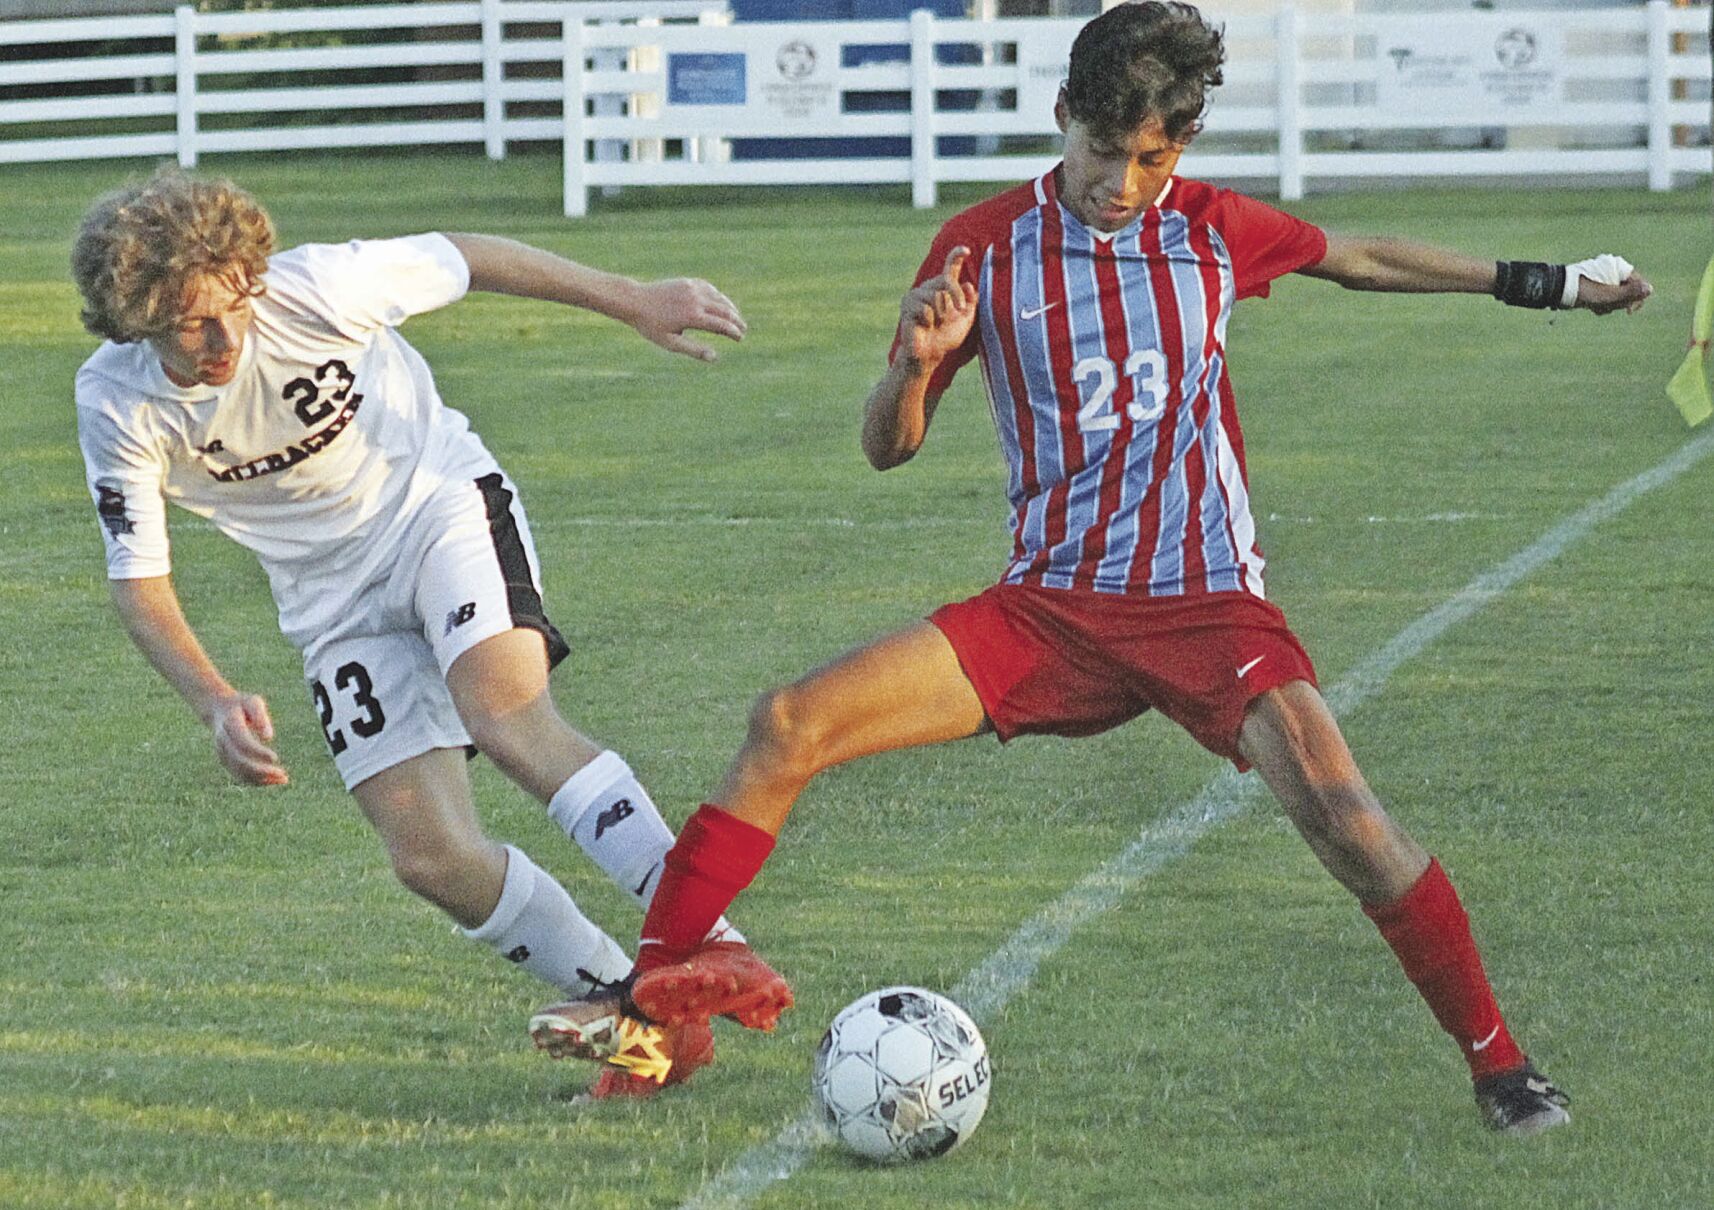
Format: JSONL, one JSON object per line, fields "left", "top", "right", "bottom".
{"left": 1, "top": 1, "right": 1708, "bottom": 212}
{"left": 562, "top": 3, "right": 1712, "bottom": 212}
{"left": 0, "top": 0, "right": 722, "bottom": 165}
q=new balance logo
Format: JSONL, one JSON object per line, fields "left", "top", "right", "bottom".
{"left": 504, "top": 945, "right": 531, "bottom": 963}
{"left": 594, "top": 798, "right": 634, "bottom": 840}
{"left": 444, "top": 601, "right": 477, "bottom": 634}
{"left": 195, "top": 439, "right": 224, "bottom": 455}
{"left": 1020, "top": 301, "right": 1059, "bottom": 321}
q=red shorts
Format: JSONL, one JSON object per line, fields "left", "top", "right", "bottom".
{"left": 929, "top": 584, "right": 1317, "bottom": 768}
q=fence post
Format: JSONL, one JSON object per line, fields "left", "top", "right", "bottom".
{"left": 1646, "top": 0, "right": 1671, "bottom": 192}
{"left": 175, "top": 4, "right": 197, "bottom": 168}
{"left": 482, "top": 0, "right": 505, "bottom": 160}
{"left": 691, "top": 7, "right": 731, "bottom": 166}
{"left": 563, "top": 19, "right": 588, "bottom": 217}
{"left": 591, "top": 40, "right": 627, "bottom": 196}
{"left": 1275, "top": 4, "right": 1302, "bottom": 201}
{"left": 910, "top": 7, "right": 937, "bottom": 209}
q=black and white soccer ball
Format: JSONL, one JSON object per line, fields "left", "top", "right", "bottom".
{"left": 811, "top": 986, "right": 991, "bottom": 1163}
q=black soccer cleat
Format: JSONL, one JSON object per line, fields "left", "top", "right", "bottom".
{"left": 1474, "top": 1059, "right": 1570, "bottom": 1136}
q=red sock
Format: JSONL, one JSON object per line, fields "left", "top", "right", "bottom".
{"left": 1363, "top": 858, "right": 1526, "bottom": 1081}
{"left": 635, "top": 805, "right": 775, "bottom": 975}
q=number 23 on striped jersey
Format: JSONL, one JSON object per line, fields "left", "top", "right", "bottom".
{"left": 1073, "top": 349, "right": 1169, "bottom": 432}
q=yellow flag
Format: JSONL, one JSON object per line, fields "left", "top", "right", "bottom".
{"left": 1665, "top": 253, "right": 1714, "bottom": 427}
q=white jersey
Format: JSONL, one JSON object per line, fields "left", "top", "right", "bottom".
{"left": 75, "top": 234, "right": 502, "bottom": 647}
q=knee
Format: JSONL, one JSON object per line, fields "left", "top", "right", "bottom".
{"left": 388, "top": 835, "right": 486, "bottom": 908}
{"left": 744, "top": 683, "right": 830, "bottom": 779}
{"left": 1296, "top": 785, "right": 1404, "bottom": 865}
{"left": 1314, "top": 792, "right": 1391, "bottom": 854}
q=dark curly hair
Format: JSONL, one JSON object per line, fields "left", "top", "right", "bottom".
{"left": 1064, "top": 1, "right": 1226, "bottom": 145}
{"left": 72, "top": 166, "right": 273, "bottom": 344}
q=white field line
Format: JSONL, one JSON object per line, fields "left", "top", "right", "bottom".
{"left": 675, "top": 427, "right": 1714, "bottom": 1210}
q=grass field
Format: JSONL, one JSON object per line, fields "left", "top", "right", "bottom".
{"left": 2, "top": 151, "right": 1711, "bottom": 1210}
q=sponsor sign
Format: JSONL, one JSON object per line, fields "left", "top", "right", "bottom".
{"left": 756, "top": 36, "right": 838, "bottom": 124}
{"left": 667, "top": 52, "right": 747, "bottom": 107}
{"left": 1375, "top": 17, "right": 1561, "bottom": 121}
{"left": 1016, "top": 24, "right": 1078, "bottom": 125}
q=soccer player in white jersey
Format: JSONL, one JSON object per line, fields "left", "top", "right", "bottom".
{"left": 533, "top": 2, "right": 1653, "bottom": 1134}
{"left": 71, "top": 168, "right": 751, "bottom": 1099}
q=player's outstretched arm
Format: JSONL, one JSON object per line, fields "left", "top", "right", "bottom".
{"left": 442, "top": 232, "right": 746, "bottom": 362}
{"left": 109, "top": 576, "right": 288, "bottom": 786}
{"left": 1300, "top": 235, "right": 1652, "bottom": 315}
{"left": 861, "top": 245, "right": 979, "bottom": 470}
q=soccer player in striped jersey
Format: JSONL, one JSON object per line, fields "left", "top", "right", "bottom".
{"left": 531, "top": 2, "right": 1649, "bottom": 1132}
{"left": 71, "top": 168, "right": 749, "bottom": 1099}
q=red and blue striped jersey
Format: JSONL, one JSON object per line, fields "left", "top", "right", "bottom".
{"left": 901, "top": 170, "right": 1326, "bottom": 599}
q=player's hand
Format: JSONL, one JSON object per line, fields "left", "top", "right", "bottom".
{"left": 899, "top": 246, "right": 979, "bottom": 368}
{"left": 208, "top": 692, "right": 289, "bottom": 786}
{"left": 631, "top": 278, "right": 747, "bottom": 362}
{"left": 1575, "top": 271, "right": 1652, "bottom": 316}
{"left": 1565, "top": 255, "right": 1650, "bottom": 316}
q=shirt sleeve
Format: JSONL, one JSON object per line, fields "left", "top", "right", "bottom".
{"left": 888, "top": 218, "right": 982, "bottom": 402}
{"left": 76, "top": 387, "right": 171, "bottom": 580}
{"left": 281, "top": 233, "right": 471, "bottom": 338}
{"left": 1209, "top": 191, "right": 1328, "bottom": 300}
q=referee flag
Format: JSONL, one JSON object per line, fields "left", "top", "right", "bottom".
{"left": 1665, "top": 253, "right": 1714, "bottom": 428}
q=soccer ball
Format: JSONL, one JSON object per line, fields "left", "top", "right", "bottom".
{"left": 811, "top": 986, "right": 991, "bottom": 1163}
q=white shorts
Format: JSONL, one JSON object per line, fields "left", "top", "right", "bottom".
{"left": 300, "top": 470, "right": 569, "bottom": 790}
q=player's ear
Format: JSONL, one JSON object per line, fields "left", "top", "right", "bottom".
{"left": 1054, "top": 87, "right": 1069, "bottom": 135}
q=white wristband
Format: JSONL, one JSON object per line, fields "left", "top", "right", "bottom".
{"left": 1561, "top": 254, "right": 1634, "bottom": 309}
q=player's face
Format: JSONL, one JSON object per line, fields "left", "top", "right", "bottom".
{"left": 1055, "top": 96, "right": 1185, "bottom": 232}
{"left": 151, "top": 267, "right": 255, "bottom": 388}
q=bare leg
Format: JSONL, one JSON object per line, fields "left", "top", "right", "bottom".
{"left": 445, "top": 627, "right": 600, "bottom": 802}
{"left": 624, "top": 620, "right": 990, "bottom": 1020}
{"left": 1238, "top": 679, "right": 1545, "bottom": 1099}
{"left": 1237, "top": 679, "right": 1428, "bottom": 904}
{"left": 715, "top": 620, "right": 989, "bottom": 835}
{"left": 351, "top": 747, "right": 506, "bottom": 928}
{"left": 352, "top": 746, "right": 630, "bottom": 992}
{"left": 444, "top": 627, "right": 741, "bottom": 947}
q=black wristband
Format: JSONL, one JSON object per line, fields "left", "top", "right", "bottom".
{"left": 1494, "top": 260, "right": 1567, "bottom": 309}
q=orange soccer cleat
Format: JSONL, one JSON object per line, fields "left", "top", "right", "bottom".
{"left": 530, "top": 991, "right": 716, "bottom": 1096}
{"left": 629, "top": 940, "right": 793, "bottom": 1032}
{"left": 582, "top": 1017, "right": 716, "bottom": 1100}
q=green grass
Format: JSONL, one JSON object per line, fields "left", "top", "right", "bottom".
{"left": 2, "top": 150, "right": 1711, "bottom": 1209}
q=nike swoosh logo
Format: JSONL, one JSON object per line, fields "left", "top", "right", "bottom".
{"left": 1020, "top": 301, "right": 1058, "bottom": 321}
{"left": 1236, "top": 655, "right": 1266, "bottom": 678}
{"left": 633, "top": 863, "right": 660, "bottom": 899}
{"left": 1471, "top": 1024, "right": 1501, "bottom": 1052}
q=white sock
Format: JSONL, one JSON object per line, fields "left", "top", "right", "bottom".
{"left": 459, "top": 845, "right": 631, "bottom": 996}
{"left": 547, "top": 750, "right": 744, "bottom": 944}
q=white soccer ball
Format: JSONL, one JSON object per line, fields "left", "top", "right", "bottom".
{"left": 811, "top": 986, "right": 992, "bottom": 1163}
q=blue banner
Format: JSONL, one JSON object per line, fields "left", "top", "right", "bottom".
{"left": 668, "top": 52, "right": 747, "bottom": 106}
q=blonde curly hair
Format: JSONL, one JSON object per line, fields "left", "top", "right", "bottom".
{"left": 72, "top": 166, "right": 274, "bottom": 344}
